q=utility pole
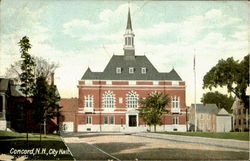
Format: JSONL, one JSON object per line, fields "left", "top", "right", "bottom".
{"left": 194, "top": 51, "right": 197, "bottom": 132}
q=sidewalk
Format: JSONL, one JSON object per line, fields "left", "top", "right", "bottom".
{"left": 133, "top": 132, "right": 249, "bottom": 151}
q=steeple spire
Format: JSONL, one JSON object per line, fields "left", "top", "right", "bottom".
{"left": 123, "top": 7, "right": 135, "bottom": 60}
{"left": 126, "top": 8, "right": 132, "bottom": 30}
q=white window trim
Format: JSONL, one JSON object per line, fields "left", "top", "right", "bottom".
{"left": 129, "top": 67, "right": 134, "bottom": 74}
{"left": 141, "top": 67, "right": 146, "bottom": 74}
{"left": 103, "top": 91, "right": 115, "bottom": 108}
{"left": 172, "top": 117, "right": 179, "bottom": 125}
{"left": 109, "top": 116, "right": 115, "bottom": 125}
{"left": 86, "top": 116, "right": 92, "bottom": 124}
{"left": 172, "top": 96, "right": 180, "bottom": 109}
{"left": 104, "top": 116, "right": 108, "bottom": 124}
{"left": 116, "top": 67, "right": 122, "bottom": 74}
{"left": 126, "top": 91, "right": 139, "bottom": 108}
{"left": 84, "top": 95, "right": 94, "bottom": 108}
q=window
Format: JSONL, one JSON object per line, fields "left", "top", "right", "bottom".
{"left": 172, "top": 117, "right": 179, "bottom": 124}
{"left": 104, "top": 116, "right": 114, "bottom": 124}
{"left": 104, "top": 116, "right": 108, "bottom": 124}
{"left": 207, "top": 123, "right": 211, "bottom": 130}
{"left": 127, "top": 91, "right": 138, "bottom": 108}
{"left": 200, "top": 114, "right": 203, "bottom": 120}
{"left": 238, "top": 109, "right": 241, "bottom": 115}
{"left": 85, "top": 95, "right": 93, "bottom": 108}
{"left": 207, "top": 114, "right": 211, "bottom": 120}
{"left": 86, "top": 116, "right": 92, "bottom": 124}
{"left": 110, "top": 116, "right": 114, "bottom": 124}
{"left": 129, "top": 67, "right": 134, "bottom": 74}
{"left": 141, "top": 67, "right": 146, "bottom": 74}
{"left": 103, "top": 91, "right": 115, "bottom": 108}
{"left": 244, "top": 119, "right": 246, "bottom": 125}
{"left": 172, "top": 96, "right": 179, "bottom": 109}
{"left": 239, "top": 119, "right": 241, "bottom": 125}
{"left": 128, "top": 37, "right": 131, "bottom": 45}
{"left": 116, "top": 67, "right": 121, "bottom": 74}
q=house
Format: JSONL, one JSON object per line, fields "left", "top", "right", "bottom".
{"left": 231, "top": 98, "right": 249, "bottom": 131}
{"left": 0, "top": 73, "right": 61, "bottom": 133}
{"left": 60, "top": 8, "right": 187, "bottom": 132}
{"left": 0, "top": 78, "right": 26, "bottom": 131}
{"left": 189, "top": 104, "right": 232, "bottom": 132}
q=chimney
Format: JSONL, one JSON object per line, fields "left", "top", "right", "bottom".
{"left": 51, "top": 72, "right": 54, "bottom": 86}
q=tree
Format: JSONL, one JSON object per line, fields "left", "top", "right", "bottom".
{"left": 201, "top": 91, "right": 234, "bottom": 113}
{"left": 203, "top": 54, "right": 249, "bottom": 109}
{"left": 33, "top": 76, "right": 61, "bottom": 134}
{"left": 139, "top": 92, "right": 170, "bottom": 132}
{"left": 5, "top": 56, "right": 59, "bottom": 84}
{"left": 18, "top": 36, "right": 35, "bottom": 142}
{"left": 19, "top": 36, "right": 35, "bottom": 97}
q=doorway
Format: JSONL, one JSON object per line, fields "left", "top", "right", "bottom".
{"left": 129, "top": 115, "right": 137, "bottom": 127}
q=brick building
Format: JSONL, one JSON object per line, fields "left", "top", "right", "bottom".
{"left": 61, "top": 8, "right": 187, "bottom": 132}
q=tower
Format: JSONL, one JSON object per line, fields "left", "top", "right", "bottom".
{"left": 123, "top": 8, "right": 135, "bottom": 60}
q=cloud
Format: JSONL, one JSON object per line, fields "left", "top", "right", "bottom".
{"left": 1, "top": 1, "right": 247, "bottom": 106}
{"left": 62, "top": 3, "right": 140, "bottom": 42}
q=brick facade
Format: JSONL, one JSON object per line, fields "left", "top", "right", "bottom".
{"left": 60, "top": 8, "right": 187, "bottom": 132}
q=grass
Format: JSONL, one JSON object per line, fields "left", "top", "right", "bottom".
{"left": 157, "top": 132, "right": 249, "bottom": 141}
{"left": 0, "top": 130, "right": 73, "bottom": 160}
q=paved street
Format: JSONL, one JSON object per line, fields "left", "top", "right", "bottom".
{"left": 61, "top": 132, "right": 249, "bottom": 161}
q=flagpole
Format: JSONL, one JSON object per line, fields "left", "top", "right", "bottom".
{"left": 194, "top": 50, "right": 197, "bottom": 132}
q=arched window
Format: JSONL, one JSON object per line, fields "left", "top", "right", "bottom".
{"left": 127, "top": 91, "right": 139, "bottom": 108}
{"left": 103, "top": 91, "right": 115, "bottom": 108}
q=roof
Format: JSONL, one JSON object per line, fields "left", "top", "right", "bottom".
{"left": 0, "top": 78, "right": 25, "bottom": 97}
{"left": 126, "top": 8, "right": 132, "bottom": 30}
{"left": 0, "top": 79, "right": 9, "bottom": 91}
{"left": 217, "top": 108, "right": 231, "bottom": 116}
{"left": 191, "top": 104, "right": 219, "bottom": 114}
{"left": 81, "top": 55, "right": 182, "bottom": 81}
{"left": 10, "top": 85, "right": 25, "bottom": 97}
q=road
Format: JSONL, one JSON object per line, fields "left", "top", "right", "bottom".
{"left": 61, "top": 132, "right": 249, "bottom": 161}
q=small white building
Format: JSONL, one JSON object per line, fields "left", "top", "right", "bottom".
{"left": 216, "top": 108, "right": 232, "bottom": 132}
{"left": 189, "top": 104, "right": 232, "bottom": 132}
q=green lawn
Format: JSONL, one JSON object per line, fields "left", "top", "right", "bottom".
{"left": 0, "top": 131, "right": 73, "bottom": 160}
{"left": 157, "top": 132, "right": 249, "bottom": 141}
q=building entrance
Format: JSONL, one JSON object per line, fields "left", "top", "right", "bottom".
{"left": 129, "top": 115, "right": 137, "bottom": 127}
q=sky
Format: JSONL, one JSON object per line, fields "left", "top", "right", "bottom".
{"left": 0, "top": 0, "right": 249, "bottom": 106}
